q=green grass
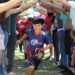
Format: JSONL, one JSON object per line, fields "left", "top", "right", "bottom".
{"left": 14, "top": 47, "right": 74, "bottom": 75}
{"left": 14, "top": 47, "right": 59, "bottom": 71}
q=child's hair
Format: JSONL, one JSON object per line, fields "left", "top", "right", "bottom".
{"left": 33, "top": 17, "right": 44, "bottom": 24}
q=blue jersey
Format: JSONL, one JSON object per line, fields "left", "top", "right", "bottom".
{"left": 25, "top": 28, "right": 52, "bottom": 51}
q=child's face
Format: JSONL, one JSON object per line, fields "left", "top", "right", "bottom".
{"left": 33, "top": 23, "right": 42, "bottom": 31}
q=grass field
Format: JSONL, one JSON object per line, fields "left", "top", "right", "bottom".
{"left": 13, "top": 47, "right": 74, "bottom": 75}
{"left": 14, "top": 47, "right": 59, "bottom": 70}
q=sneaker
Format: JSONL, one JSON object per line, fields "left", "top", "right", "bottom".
{"left": 56, "top": 61, "right": 60, "bottom": 66}
{"left": 24, "top": 60, "right": 28, "bottom": 64}
{"left": 49, "top": 56, "right": 54, "bottom": 62}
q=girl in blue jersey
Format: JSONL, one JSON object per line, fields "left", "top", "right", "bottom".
{"left": 17, "top": 18, "right": 53, "bottom": 75}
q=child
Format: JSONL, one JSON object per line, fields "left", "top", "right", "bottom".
{"left": 17, "top": 18, "right": 53, "bottom": 75}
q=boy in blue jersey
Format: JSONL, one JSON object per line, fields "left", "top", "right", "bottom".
{"left": 17, "top": 18, "right": 53, "bottom": 75}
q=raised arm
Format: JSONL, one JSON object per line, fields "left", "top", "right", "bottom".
{"left": 39, "top": 0, "right": 65, "bottom": 13}
{"left": 33, "top": 5, "right": 47, "bottom": 15}
{"left": 53, "top": 0, "right": 71, "bottom": 11}
{"left": 5, "top": 0, "right": 38, "bottom": 17}
{"left": 0, "top": 0, "right": 23, "bottom": 13}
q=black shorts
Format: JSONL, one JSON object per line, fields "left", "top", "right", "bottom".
{"left": 28, "top": 56, "right": 42, "bottom": 70}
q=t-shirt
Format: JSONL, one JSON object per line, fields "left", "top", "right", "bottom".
{"left": 68, "top": 1, "right": 75, "bottom": 30}
{"left": 64, "top": 14, "right": 72, "bottom": 30}
{"left": 25, "top": 28, "right": 52, "bottom": 51}
{"left": 16, "top": 19, "right": 32, "bottom": 36}
{"left": 60, "top": 13, "right": 67, "bottom": 25}
{"left": 44, "top": 16, "right": 52, "bottom": 30}
{"left": 0, "top": 16, "right": 11, "bottom": 32}
{"left": 56, "top": 14, "right": 64, "bottom": 29}
{"left": 16, "top": 21, "right": 26, "bottom": 36}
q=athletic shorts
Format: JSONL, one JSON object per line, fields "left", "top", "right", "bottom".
{"left": 28, "top": 56, "right": 42, "bottom": 70}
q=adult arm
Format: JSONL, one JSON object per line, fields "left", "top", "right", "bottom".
{"left": 5, "top": 0, "right": 38, "bottom": 17}
{"left": 39, "top": 0, "right": 65, "bottom": 13}
{"left": 54, "top": 0, "right": 71, "bottom": 11}
{"left": 0, "top": 0, "right": 23, "bottom": 13}
{"left": 33, "top": 5, "right": 47, "bottom": 15}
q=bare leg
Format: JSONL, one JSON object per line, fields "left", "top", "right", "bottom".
{"left": 25, "top": 66, "right": 35, "bottom": 75}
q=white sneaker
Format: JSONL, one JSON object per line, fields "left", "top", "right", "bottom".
{"left": 24, "top": 60, "right": 28, "bottom": 64}
{"left": 56, "top": 61, "right": 60, "bottom": 66}
{"left": 49, "top": 56, "right": 54, "bottom": 62}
